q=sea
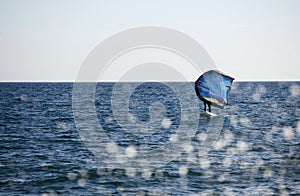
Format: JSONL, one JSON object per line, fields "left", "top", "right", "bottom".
{"left": 0, "top": 82, "right": 299, "bottom": 195}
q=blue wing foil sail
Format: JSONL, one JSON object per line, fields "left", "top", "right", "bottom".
{"left": 195, "top": 70, "right": 234, "bottom": 109}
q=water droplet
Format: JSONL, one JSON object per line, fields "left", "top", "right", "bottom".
{"left": 67, "top": 172, "right": 77, "bottom": 181}
{"left": 289, "top": 84, "right": 300, "bottom": 97}
{"left": 224, "top": 187, "right": 234, "bottom": 196}
{"left": 178, "top": 165, "right": 188, "bottom": 176}
{"left": 197, "top": 133, "right": 207, "bottom": 142}
{"left": 183, "top": 143, "right": 194, "bottom": 153}
{"left": 213, "top": 139, "right": 225, "bottom": 150}
{"left": 223, "top": 157, "right": 232, "bottom": 167}
{"left": 79, "top": 169, "right": 88, "bottom": 178}
{"left": 230, "top": 116, "right": 238, "bottom": 126}
{"left": 77, "top": 178, "right": 86, "bottom": 187}
{"left": 155, "top": 169, "right": 164, "bottom": 178}
{"left": 239, "top": 117, "right": 251, "bottom": 127}
{"left": 150, "top": 188, "right": 164, "bottom": 196}
{"left": 252, "top": 85, "right": 266, "bottom": 101}
{"left": 161, "top": 118, "right": 172, "bottom": 129}
{"left": 265, "top": 132, "right": 273, "bottom": 142}
{"left": 237, "top": 141, "right": 249, "bottom": 152}
{"left": 226, "top": 147, "right": 236, "bottom": 155}
{"left": 252, "top": 93, "right": 261, "bottom": 101}
{"left": 20, "top": 94, "right": 28, "bottom": 101}
{"left": 224, "top": 131, "right": 234, "bottom": 144}
{"left": 106, "top": 142, "right": 118, "bottom": 154}
{"left": 125, "top": 146, "right": 137, "bottom": 158}
{"left": 263, "top": 169, "right": 273, "bottom": 178}
{"left": 187, "top": 154, "right": 197, "bottom": 163}
{"left": 199, "top": 158, "right": 210, "bottom": 169}
{"left": 296, "top": 121, "right": 300, "bottom": 135}
{"left": 142, "top": 168, "right": 152, "bottom": 179}
{"left": 116, "top": 185, "right": 124, "bottom": 193}
{"left": 258, "top": 85, "right": 266, "bottom": 94}
{"left": 282, "top": 126, "right": 295, "bottom": 140}
{"left": 136, "top": 191, "right": 146, "bottom": 196}
{"left": 96, "top": 168, "right": 107, "bottom": 176}
{"left": 255, "top": 158, "right": 264, "bottom": 167}
{"left": 169, "top": 134, "right": 178, "bottom": 143}
{"left": 125, "top": 167, "right": 136, "bottom": 177}
{"left": 55, "top": 122, "right": 69, "bottom": 131}
{"left": 218, "top": 174, "right": 226, "bottom": 182}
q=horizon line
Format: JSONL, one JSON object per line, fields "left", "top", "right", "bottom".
{"left": 0, "top": 79, "right": 299, "bottom": 83}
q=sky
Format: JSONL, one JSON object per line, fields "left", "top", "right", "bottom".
{"left": 0, "top": 0, "right": 299, "bottom": 81}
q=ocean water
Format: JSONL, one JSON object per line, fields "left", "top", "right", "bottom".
{"left": 0, "top": 82, "right": 299, "bottom": 195}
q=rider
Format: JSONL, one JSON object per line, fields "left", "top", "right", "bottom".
{"left": 202, "top": 98, "right": 211, "bottom": 113}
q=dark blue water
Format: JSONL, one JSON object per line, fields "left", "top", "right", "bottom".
{"left": 0, "top": 82, "right": 299, "bottom": 195}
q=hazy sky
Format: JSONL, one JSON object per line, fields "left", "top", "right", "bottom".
{"left": 0, "top": 0, "right": 299, "bottom": 81}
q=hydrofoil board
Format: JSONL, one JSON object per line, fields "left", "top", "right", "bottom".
{"left": 200, "top": 111, "right": 217, "bottom": 117}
